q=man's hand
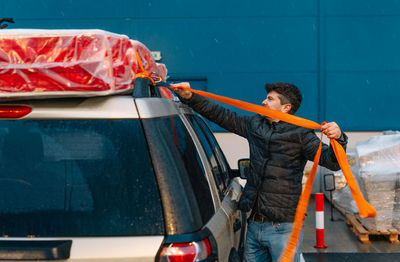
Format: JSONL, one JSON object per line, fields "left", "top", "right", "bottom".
{"left": 321, "top": 122, "right": 342, "bottom": 139}
{"left": 170, "top": 82, "right": 193, "bottom": 100}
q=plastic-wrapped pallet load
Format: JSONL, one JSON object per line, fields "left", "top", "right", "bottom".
{"left": 0, "top": 29, "right": 166, "bottom": 100}
{"left": 356, "top": 134, "right": 400, "bottom": 231}
{"left": 326, "top": 134, "right": 400, "bottom": 232}
{"left": 321, "top": 150, "right": 359, "bottom": 214}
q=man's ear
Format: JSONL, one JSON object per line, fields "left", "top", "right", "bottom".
{"left": 282, "top": 104, "right": 292, "bottom": 114}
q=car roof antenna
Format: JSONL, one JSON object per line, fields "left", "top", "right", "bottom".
{"left": 0, "top": 18, "right": 15, "bottom": 29}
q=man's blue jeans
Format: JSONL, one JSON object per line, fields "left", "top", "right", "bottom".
{"left": 243, "top": 220, "right": 304, "bottom": 262}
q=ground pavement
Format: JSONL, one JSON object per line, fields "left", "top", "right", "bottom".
{"left": 302, "top": 196, "right": 400, "bottom": 262}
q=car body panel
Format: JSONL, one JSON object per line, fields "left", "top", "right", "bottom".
{"left": 2, "top": 96, "right": 139, "bottom": 119}
{"left": 0, "top": 236, "right": 164, "bottom": 261}
{"left": 135, "top": 97, "right": 180, "bottom": 118}
{"left": 205, "top": 178, "right": 243, "bottom": 260}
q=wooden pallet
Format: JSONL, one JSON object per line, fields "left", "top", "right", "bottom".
{"left": 345, "top": 214, "right": 400, "bottom": 244}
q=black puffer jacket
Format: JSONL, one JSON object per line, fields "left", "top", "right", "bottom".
{"left": 185, "top": 93, "right": 348, "bottom": 222}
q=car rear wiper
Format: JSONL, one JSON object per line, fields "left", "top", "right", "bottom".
{"left": 0, "top": 240, "right": 72, "bottom": 260}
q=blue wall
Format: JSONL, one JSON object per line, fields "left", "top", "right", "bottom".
{"left": 2, "top": 0, "right": 400, "bottom": 131}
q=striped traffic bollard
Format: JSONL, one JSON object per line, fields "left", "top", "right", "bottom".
{"left": 314, "top": 193, "right": 327, "bottom": 248}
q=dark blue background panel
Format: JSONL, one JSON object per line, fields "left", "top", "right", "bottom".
{"left": 2, "top": 0, "right": 132, "bottom": 19}
{"left": 2, "top": 0, "right": 318, "bottom": 19}
{"left": 325, "top": 72, "right": 400, "bottom": 131}
{"left": 326, "top": 17, "right": 400, "bottom": 71}
{"left": 326, "top": 0, "right": 400, "bottom": 16}
{"left": 130, "top": 0, "right": 318, "bottom": 18}
{"left": 127, "top": 17, "right": 318, "bottom": 74}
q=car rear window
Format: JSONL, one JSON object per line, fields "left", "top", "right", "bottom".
{"left": 0, "top": 119, "right": 164, "bottom": 237}
{"left": 143, "top": 116, "right": 215, "bottom": 225}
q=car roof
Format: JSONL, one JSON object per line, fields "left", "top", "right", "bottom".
{"left": 0, "top": 95, "right": 186, "bottom": 120}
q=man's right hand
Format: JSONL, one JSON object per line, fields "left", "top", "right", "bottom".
{"left": 170, "top": 82, "right": 193, "bottom": 100}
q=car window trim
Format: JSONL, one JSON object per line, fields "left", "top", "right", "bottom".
{"left": 191, "top": 115, "right": 230, "bottom": 190}
{"left": 178, "top": 111, "right": 221, "bottom": 211}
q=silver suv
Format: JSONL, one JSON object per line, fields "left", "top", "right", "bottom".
{"left": 0, "top": 78, "right": 244, "bottom": 261}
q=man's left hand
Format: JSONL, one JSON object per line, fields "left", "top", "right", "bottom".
{"left": 321, "top": 122, "right": 342, "bottom": 139}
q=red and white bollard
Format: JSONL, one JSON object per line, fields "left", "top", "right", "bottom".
{"left": 314, "top": 193, "right": 327, "bottom": 248}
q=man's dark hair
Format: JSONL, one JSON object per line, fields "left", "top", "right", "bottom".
{"left": 265, "top": 82, "right": 302, "bottom": 114}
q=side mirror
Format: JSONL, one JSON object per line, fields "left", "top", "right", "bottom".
{"left": 238, "top": 158, "right": 250, "bottom": 180}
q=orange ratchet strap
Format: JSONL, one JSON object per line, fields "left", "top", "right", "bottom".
{"left": 134, "top": 49, "right": 156, "bottom": 85}
{"left": 172, "top": 85, "right": 376, "bottom": 262}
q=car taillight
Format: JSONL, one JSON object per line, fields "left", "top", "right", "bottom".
{"left": 159, "top": 238, "right": 212, "bottom": 262}
{"left": 0, "top": 105, "right": 32, "bottom": 119}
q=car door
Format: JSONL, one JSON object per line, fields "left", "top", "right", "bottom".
{"left": 180, "top": 111, "right": 244, "bottom": 261}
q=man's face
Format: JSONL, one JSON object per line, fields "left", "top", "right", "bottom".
{"left": 262, "top": 91, "right": 289, "bottom": 112}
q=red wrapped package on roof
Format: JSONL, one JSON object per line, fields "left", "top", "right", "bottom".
{"left": 156, "top": 62, "right": 168, "bottom": 82}
{"left": 0, "top": 29, "right": 164, "bottom": 100}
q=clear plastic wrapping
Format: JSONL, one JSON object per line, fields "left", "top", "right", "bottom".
{"left": 324, "top": 150, "right": 359, "bottom": 215}
{"left": 356, "top": 134, "right": 400, "bottom": 231}
{"left": 0, "top": 29, "right": 166, "bottom": 100}
{"left": 332, "top": 178, "right": 359, "bottom": 215}
{"left": 327, "top": 134, "right": 400, "bottom": 231}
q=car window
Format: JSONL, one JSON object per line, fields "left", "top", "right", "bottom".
{"left": 187, "top": 115, "right": 231, "bottom": 198}
{"left": 0, "top": 119, "right": 164, "bottom": 237}
{"left": 195, "top": 116, "right": 231, "bottom": 180}
{"left": 143, "top": 116, "right": 215, "bottom": 224}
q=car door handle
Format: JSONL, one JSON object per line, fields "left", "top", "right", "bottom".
{"left": 233, "top": 219, "right": 241, "bottom": 232}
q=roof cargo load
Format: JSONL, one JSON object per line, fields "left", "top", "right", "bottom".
{"left": 0, "top": 29, "right": 166, "bottom": 100}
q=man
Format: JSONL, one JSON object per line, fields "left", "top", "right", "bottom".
{"left": 172, "top": 82, "right": 347, "bottom": 262}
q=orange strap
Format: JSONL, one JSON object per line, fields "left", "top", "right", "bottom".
{"left": 172, "top": 85, "right": 376, "bottom": 262}
{"left": 134, "top": 49, "right": 156, "bottom": 85}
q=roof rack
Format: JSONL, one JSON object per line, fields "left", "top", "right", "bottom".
{"left": 133, "top": 77, "right": 178, "bottom": 101}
